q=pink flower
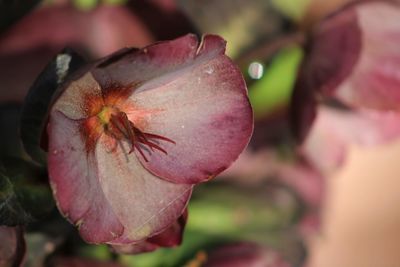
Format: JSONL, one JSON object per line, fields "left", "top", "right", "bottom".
{"left": 306, "top": 1, "right": 400, "bottom": 111}
{"left": 47, "top": 34, "right": 253, "bottom": 246}
{"left": 291, "top": 1, "right": 400, "bottom": 173}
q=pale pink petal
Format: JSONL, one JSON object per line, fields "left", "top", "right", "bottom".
{"left": 95, "top": 135, "right": 192, "bottom": 243}
{"left": 48, "top": 111, "right": 192, "bottom": 244}
{"left": 334, "top": 2, "right": 400, "bottom": 110}
{"left": 48, "top": 112, "right": 124, "bottom": 243}
{"left": 301, "top": 106, "right": 400, "bottom": 173}
{"left": 123, "top": 35, "right": 252, "bottom": 184}
{"left": 52, "top": 72, "right": 103, "bottom": 120}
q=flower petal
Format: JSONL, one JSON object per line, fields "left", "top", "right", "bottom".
{"left": 305, "top": 2, "right": 400, "bottom": 110}
{"left": 301, "top": 106, "right": 400, "bottom": 173}
{"left": 48, "top": 112, "right": 124, "bottom": 243}
{"left": 110, "top": 209, "right": 187, "bottom": 254}
{"left": 52, "top": 72, "right": 103, "bottom": 120}
{"left": 91, "top": 34, "right": 225, "bottom": 91}
{"left": 120, "top": 35, "right": 252, "bottom": 184}
{"left": 95, "top": 135, "right": 192, "bottom": 243}
{"left": 48, "top": 111, "right": 192, "bottom": 244}
{"left": 334, "top": 2, "right": 400, "bottom": 110}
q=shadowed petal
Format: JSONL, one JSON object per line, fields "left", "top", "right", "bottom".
{"left": 48, "top": 111, "right": 124, "bottom": 243}
{"left": 110, "top": 209, "right": 187, "bottom": 254}
{"left": 95, "top": 135, "right": 192, "bottom": 242}
{"left": 0, "top": 226, "right": 25, "bottom": 267}
{"left": 48, "top": 111, "right": 192, "bottom": 244}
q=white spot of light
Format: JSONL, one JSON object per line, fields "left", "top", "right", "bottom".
{"left": 248, "top": 62, "right": 264, "bottom": 79}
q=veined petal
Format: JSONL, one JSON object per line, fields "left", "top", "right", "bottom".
{"left": 110, "top": 209, "right": 187, "bottom": 254}
{"left": 52, "top": 72, "right": 103, "bottom": 120}
{"left": 48, "top": 111, "right": 124, "bottom": 243}
{"left": 47, "top": 111, "right": 192, "bottom": 244}
{"left": 95, "top": 135, "right": 192, "bottom": 242}
{"left": 126, "top": 39, "right": 253, "bottom": 184}
{"left": 91, "top": 34, "right": 226, "bottom": 92}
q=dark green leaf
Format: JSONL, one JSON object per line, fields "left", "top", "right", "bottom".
{"left": 20, "top": 49, "right": 86, "bottom": 165}
{"left": 0, "top": 0, "right": 41, "bottom": 34}
{"left": 0, "top": 158, "right": 54, "bottom": 226}
{"left": 0, "top": 104, "right": 26, "bottom": 159}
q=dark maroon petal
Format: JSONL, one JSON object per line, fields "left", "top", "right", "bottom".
{"left": 47, "top": 111, "right": 192, "bottom": 244}
{"left": 110, "top": 209, "right": 187, "bottom": 254}
{"left": 122, "top": 35, "right": 253, "bottom": 184}
{"left": 0, "top": 226, "right": 26, "bottom": 267}
{"left": 303, "top": 3, "right": 362, "bottom": 98}
{"left": 147, "top": 208, "right": 187, "bottom": 246}
{"left": 290, "top": 66, "right": 318, "bottom": 143}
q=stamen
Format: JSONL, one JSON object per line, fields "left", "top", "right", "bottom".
{"left": 106, "top": 111, "right": 175, "bottom": 161}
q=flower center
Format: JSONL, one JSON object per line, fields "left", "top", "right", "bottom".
{"left": 95, "top": 108, "right": 175, "bottom": 162}
{"left": 97, "top": 106, "right": 120, "bottom": 125}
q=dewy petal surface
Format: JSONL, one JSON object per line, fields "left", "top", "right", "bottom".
{"left": 48, "top": 111, "right": 192, "bottom": 244}
{"left": 97, "top": 34, "right": 253, "bottom": 184}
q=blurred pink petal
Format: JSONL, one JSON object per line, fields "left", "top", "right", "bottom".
{"left": 0, "top": 5, "right": 153, "bottom": 57}
{"left": 303, "top": 1, "right": 400, "bottom": 110}
{"left": 0, "top": 226, "right": 25, "bottom": 267}
{"left": 301, "top": 106, "right": 400, "bottom": 173}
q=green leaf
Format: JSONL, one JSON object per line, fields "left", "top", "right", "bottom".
{"left": 20, "top": 49, "right": 86, "bottom": 165}
{"left": 249, "top": 45, "right": 304, "bottom": 119}
{"left": 0, "top": 158, "right": 54, "bottom": 226}
{"left": 0, "top": 0, "right": 41, "bottom": 33}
